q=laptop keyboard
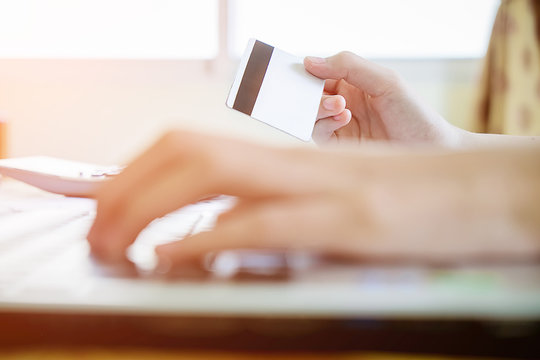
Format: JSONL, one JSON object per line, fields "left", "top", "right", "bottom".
{"left": 0, "top": 210, "right": 94, "bottom": 295}
{"left": 0, "top": 182, "right": 233, "bottom": 296}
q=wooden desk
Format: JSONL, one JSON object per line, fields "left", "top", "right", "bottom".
{"left": 0, "top": 349, "right": 507, "bottom": 360}
{"left": 0, "top": 180, "right": 535, "bottom": 360}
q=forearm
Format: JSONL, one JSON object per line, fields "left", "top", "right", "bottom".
{"left": 346, "top": 145, "right": 540, "bottom": 261}
{"left": 460, "top": 148, "right": 540, "bottom": 258}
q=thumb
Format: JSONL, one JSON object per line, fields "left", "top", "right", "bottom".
{"left": 304, "top": 51, "right": 402, "bottom": 98}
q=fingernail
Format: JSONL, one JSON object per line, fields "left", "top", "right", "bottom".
{"left": 306, "top": 56, "right": 326, "bottom": 64}
{"left": 323, "top": 97, "right": 335, "bottom": 110}
{"left": 335, "top": 109, "right": 351, "bottom": 122}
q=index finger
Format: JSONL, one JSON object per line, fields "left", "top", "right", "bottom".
{"left": 87, "top": 132, "right": 213, "bottom": 261}
{"left": 86, "top": 131, "right": 332, "bottom": 262}
{"left": 305, "top": 52, "right": 402, "bottom": 98}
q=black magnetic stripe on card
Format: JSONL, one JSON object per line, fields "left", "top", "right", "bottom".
{"left": 233, "top": 40, "right": 274, "bottom": 116}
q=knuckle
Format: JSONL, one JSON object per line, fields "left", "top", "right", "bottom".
{"left": 336, "top": 50, "right": 355, "bottom": 61}
{"left": 158, "top": 129, "right": 205, "bottom": 162}
{"left": 333, "top": 51, "right": 362, "bottom": 82}
{"left": 335, "top": 51, "right": 360, "bottom": 68}
{"left": 335, "top": 78, "right": 349, "bottom": 91}
{"left": 159, "top": 130, "right": 184, "bottom": 150}
{"left": 383, "top": 68, "right": 402, "bottom": 87}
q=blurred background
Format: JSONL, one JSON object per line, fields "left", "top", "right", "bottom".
{"left": 0, "top": 0, "right": 502, "bottom": 164}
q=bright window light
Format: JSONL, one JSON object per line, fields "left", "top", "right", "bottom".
{"left": 0, "top": 0, "right": 218, "bottom": 58}
{"left": 230, "top": 0, "right": 500, "bottom": 59}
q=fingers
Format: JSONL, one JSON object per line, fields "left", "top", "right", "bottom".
{"left": 91, "top": 163, "right": 208, "bottom": 255}
{"left": 87, "top": 130, "right": 331, "bottom": 262}
{"left": 91, "top": 131, "right": 194, "bottom": 227}
{"left": 314, "top": 93, "right": 350, "bottom": 144}
{"left": 88, "top": 159, "right": 209, "bottom": 262}
{"left": 154, "top": 197, "right": 342, "bottom": 271}
{"left": 317, "top": 94, "right": 346, "bottom": 120}
{"left": 304, "top": 52, "right": 402, "bottom": 98}
{"left": 87, "top": 130, "right": 219, "bottom": 262}
{"left": 312, "top": 109, "right": 351, "bottom": 145}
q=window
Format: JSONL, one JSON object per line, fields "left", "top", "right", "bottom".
{"left": 0, "top": 0, "right": 500, "bottom": 59}
{"left": 229, "top": 0, "right": 500, "bottom": 59}
{"left": 0, "top": 0, "right": 218, "bottom": 58}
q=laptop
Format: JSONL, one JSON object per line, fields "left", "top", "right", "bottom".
{"left": 1, "top": 159, "right": 539, "bottom": 358}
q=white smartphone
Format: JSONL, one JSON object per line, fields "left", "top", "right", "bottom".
{"left": 0, "top": 156, "right": 122, "bottom": 198}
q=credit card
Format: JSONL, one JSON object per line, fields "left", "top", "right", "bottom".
{"left": 226, "top": 39, "right": 324, "bottom": 141}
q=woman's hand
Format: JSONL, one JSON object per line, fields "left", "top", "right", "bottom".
{"left": 87, "top": 130, "right": 540, "bottom": 270}
{"left": 307, "top": 52, "right": 463, "bottom": 146}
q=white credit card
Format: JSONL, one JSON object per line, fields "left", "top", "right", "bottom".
{"left": 226, "top": 39, "right": 325, "bottom": 141}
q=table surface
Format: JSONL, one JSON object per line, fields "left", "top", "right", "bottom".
{"left": 0, "top": 349, "right": 505, "bottom": 360}
{"left": 0, "top": 179, "right": 528, "bottom": 360}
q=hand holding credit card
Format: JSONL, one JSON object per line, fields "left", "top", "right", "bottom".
{"left": 226, "top": 39, "right": 325, "bottom": 141}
